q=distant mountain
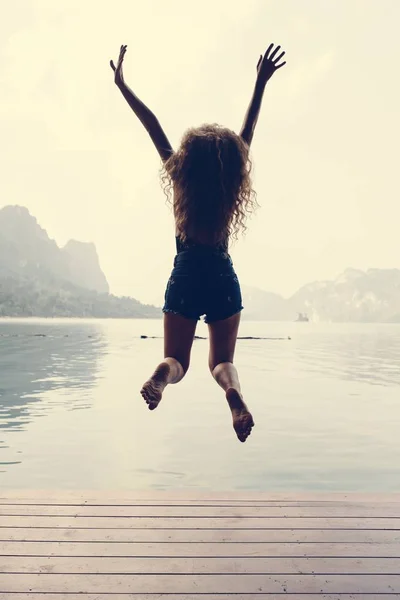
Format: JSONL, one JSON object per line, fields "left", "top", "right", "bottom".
{"left": 62, "top": 239, "right": 109, "bottom": 294}
{"left": 0, "top": 206, "right": 108, "bottom": 293}
{"left": 0, "top": 206, "right": 158, "bottom": 318}
{"left": 0, "top": 205, "right": 70, "bottom": 282}
{"left": 289, "top": 268, "right": 400, "bottom": 323}
{"left": 242, "top": 268, "right": 400, "bottom": 323}
{"left": 0, "top": 275, "right": 159, "bottom": 318}
{"left": 1, "top": 206, "right": 399, "bottom": 322}
{"left": 241, "top": 285, "right": 289, "bottom": 321}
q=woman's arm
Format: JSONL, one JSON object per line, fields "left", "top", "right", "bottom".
{"left": 240, "top": 43, "right": 286, "bottom": 147}
{"left": 110, "top": 46, "right": 173, "bottom": 163}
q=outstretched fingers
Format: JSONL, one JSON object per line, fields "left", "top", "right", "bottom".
{"left": 273, "top": 49, "right": 286, "bottom": 69}
{"left": 264, "top": 42, "right": 274, "bottom": 59}
{"left": 257, "top": 44, "right": 286, "bottom": 71}
{"left": 260, "top": 43, "right": 286, "bottom": 71}
{"left": 110, "top": 45, "right": 127, "bottom": 73}
{"left": 269, "top": 44, "right": 281, "bottom": 61}
{"left": 273, "top": 50, "right": 285, "bottom": 64}
{"left": 117, "top": 45, "right": 127, "bottom": 66}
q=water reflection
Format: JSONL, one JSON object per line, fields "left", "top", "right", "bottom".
{"left": 0, "top": 321, "right": 107, "bottom": 434}
{"left": 0, "top": 319, "right": 399, "bottom": 490}
{"left": 294, "top": 328, "right": 400, "bottom": 387}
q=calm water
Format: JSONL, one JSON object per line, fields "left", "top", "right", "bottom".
{"left": 1, "top": 318, "right": 399, "bottom": 492}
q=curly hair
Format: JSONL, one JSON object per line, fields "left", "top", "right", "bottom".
{"left": 161, "top": 124, "right": 257, "bottom": 245}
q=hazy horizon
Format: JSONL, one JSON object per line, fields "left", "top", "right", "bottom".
{"left": 1, "top": 0, "right": 399, "bottom": 305}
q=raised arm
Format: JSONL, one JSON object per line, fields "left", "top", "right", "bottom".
{"left": 110, "top": 46, "right": 173, "bottom": 163}
{"left": 239, "top": 43, "right": 286, "bottom": 147}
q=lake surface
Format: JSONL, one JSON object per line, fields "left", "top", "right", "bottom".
{"left": 1, "top": 318, "right": 399, "bottom": 492}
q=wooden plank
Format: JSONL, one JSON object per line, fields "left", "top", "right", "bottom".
{"left": 2, "top": 490, "right": 400, "bottom": 502}
{"left": 2, "top": 504, "right": 400, "bottom": 517}
{"left": 0, "top": 595, "right": 397, "bottom": 600}
{"left": 1, "top": 540, "right": 400, "bottom": 558}
{"left": 2, "top": 499, "right": 400, "bottom": 509}
{"left": 1, "top": 526, "right": 398, "bottom": 543}
{"left": 1, "top": 555, "right": 400, "bottom": 574}
{"left": 1, "top": 515, "right": 399, "bottom": 529}
{"left": 3, "top": 499, "right": 382, "bottom": 507}
{"left": 1, "top": 573, "right": 400, "bottom": 593}
{"left": 1, "top": 494, "right": 399, "bottom": 598}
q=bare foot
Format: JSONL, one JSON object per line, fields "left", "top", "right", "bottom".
{"left": 140, "top": 362, "right": 170, "bottom": 410}
{"left": 226, "top": 388, "right": 254, "bottom": 443}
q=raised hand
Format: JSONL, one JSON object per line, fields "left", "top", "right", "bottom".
{"left": 256, "top": 43, "right": 286, "bottom": 86}
{"left": 110, "top": 45, "right": 127, "bottom": 87}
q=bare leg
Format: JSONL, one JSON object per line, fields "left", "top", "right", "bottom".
{"left": 141, "top": 357, "right": 184, "bottom": 410}
{"left": 208, "top": 313, "right": 254, "bottom": 443}
{"left": 212, "top": 361, "right": 254, "bottom": 443}
{"left": 140, "top": 312, "right": 197, "bottom": 410}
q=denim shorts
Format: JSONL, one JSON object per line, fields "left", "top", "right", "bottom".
{"left": 162, "top": 250, "right": 243, "bottom": 323}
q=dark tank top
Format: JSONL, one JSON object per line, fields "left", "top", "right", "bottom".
{"left": 175, "top": 236, "right": 228, "bottom": 254}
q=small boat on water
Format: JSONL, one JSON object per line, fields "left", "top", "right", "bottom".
{"left": 295, "top": 312, "right": 309, "bottom": 322}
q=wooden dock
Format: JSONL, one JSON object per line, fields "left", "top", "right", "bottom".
{"left": 1, "top": 492, "right": 400, "bottom": 598}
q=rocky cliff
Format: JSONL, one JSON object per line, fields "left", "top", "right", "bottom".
{"left": 0, "top": 205, "right": 157, "bottom": 318}
{"left": 0, "top": 206, "right": 108, "bottom": 293}
{"left": 62, "top": 239, "right": 109, "bottom": 294}
{"left": 242, "top": 268, "right": 400, "bottom": 323}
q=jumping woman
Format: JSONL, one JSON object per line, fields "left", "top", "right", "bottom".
{"left": 110, "top": 43, "right": 286, "bottom": 442}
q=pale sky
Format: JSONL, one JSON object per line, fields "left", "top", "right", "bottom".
{"left": 1, "top": 0, "right": 399, "bottom": 305}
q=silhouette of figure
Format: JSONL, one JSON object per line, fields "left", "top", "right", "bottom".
{"left": 110, "top": 43, "right": 286, "bottom": 442}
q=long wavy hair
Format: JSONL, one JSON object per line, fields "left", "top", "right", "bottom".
{"left": 161, "top": 124, "right": 257, "bottom": 245}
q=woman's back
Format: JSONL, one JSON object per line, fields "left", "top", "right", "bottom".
{"left": 162, "top": 124, "right": 257, "bottom": 248}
